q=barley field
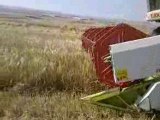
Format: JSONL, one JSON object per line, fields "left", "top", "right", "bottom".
{"left": 0, "top": 16, "right": 154, "bottom": 120}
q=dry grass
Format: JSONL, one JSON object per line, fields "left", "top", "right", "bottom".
{"left": 0, "top": 18, "right": 152, "bottom": 120}
{"left": 0, "top": 92, "right": 150, "bottom": 120}
{"left": 0, "top": 19, "right": 100, "bottom": 93}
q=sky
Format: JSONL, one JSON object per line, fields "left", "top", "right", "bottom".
{"left": 0, "top": 0, "right": 148, "bottom": 21}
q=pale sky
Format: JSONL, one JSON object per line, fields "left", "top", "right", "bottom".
{"left": 0, "top": 0, "right": 148, "bottom": 21}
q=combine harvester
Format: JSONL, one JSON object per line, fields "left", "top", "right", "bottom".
{"left": 81, "top": 0, "right": 160, "bottom": 114}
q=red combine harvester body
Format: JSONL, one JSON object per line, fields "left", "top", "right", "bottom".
{"left": 82, "top": 23, "right": 147, "bottom": 88}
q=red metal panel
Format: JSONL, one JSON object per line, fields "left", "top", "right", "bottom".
{"left": 82, "top": 23, "right": 148, "bottom": 88}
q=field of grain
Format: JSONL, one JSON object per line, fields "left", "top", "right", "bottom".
{"left": 0, "top": 16, "right": 154, "bottom": 120}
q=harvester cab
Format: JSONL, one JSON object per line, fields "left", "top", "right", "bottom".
{"left": 146, "top": 0, "right": 160, "bottom": 22}
{"left": 81, "top": 0, "right": 160, "bottom": 114}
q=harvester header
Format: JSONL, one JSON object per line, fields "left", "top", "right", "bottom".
{"left": 82, "top": 23, "right": 147, "bottom": 88}
{"left": 81, "top": 23, "right": 160, "bottom": 114}
{"left": 81, "top": 0, "right": 160, "bottom": 115}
